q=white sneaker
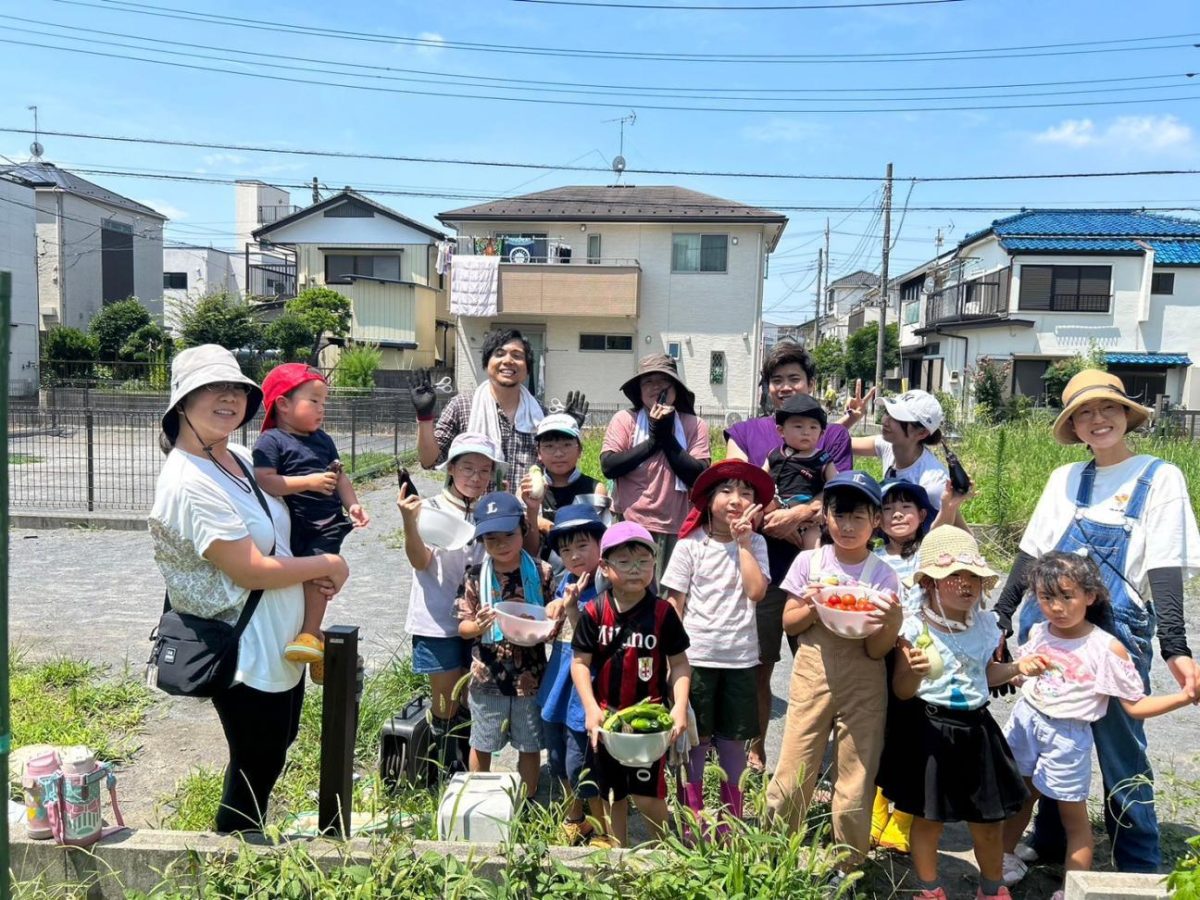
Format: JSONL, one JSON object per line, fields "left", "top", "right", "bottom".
{"left": 1014, "top": 842, "right": 1039, "bottom": 863}
{"left": 1001, "top": 852, "right": 1028, "bottom": 885}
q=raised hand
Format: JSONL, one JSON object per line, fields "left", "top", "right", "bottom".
{"left": 410, "top": 369, "right": 437, "bottom": 419}
{"left": 731, "top": 504, "right": 763, "bottom": 546}
{"left": 648, "top": 402, "right": 676, "bottom": 441}
{"left": 845, "top": 378, "right": 877, "bottom": 422}
{"left": 564, "top": 390, "right": 590, "bottom": 428}
{"left": 349, "top": 503, "right": 370, "bottom": 528}
{"left": 396, "top": 482, "right": 422, "bottom": 522}
{"left": 562, "top": 571, "right": 591, "bottom": 608}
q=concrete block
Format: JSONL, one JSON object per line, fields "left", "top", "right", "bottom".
{"left": 10, "top": 512, "right": 148, "bottom": 531}
{"left": 1063, "top": 870, "right": 1171, "bottom": 900}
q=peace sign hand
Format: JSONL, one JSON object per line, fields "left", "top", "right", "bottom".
{"left": 731, "top": 504, "right": 763, "bottom": 546}
{"left": 845, "top": 378, "right": 877, "bottom": 422}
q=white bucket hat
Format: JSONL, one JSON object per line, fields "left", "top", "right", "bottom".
{"left": 161, "top": 344, "right": 262, "bottom": 441}
{"left": 438, "top": 431, "right": 506, "bottom": 471}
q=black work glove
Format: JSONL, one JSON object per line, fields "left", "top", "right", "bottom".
{"left": 649, "top": 408, "right": 676, "bottom": 443}
{"left": 990, "top": 638, "right": 1017, "bottom": 697}
{"left": 411, "top": 369, "right": 437, "bottom": 420}
{"left": 564, "top": 390, "right": 590, "bottom": 428}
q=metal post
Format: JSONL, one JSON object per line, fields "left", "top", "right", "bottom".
{"left": 0, "top": 271, "right": 13, "bottom": 899}
{"left": 350, "top": 398, "right": 358, "bottom": 471}
{"left": 318, "top": 625, "right": 359, "bottom": 837}
{"left": 393, "top": 396, "right": 399, "bottom": 459}
{"left": 85, "top": 409, "right": 95, "bottom": 512}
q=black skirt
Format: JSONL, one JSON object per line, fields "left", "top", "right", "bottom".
{"left": 877, "top": 698, "right": 1028, "bottom": 824}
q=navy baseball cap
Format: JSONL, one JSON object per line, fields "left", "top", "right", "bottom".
{"left": 547, "top": 503, "right": 606, "bottom": 552}
{"left": 824, "top": 470, "right": 883, "bottom": 507}
{"left": 774, "top": 393, "right": 827, "bottom": 430}
{"left": 880, "top": 478, "right": 937, "bottom": 535}
{"left": 472, "top": 491, "right": 526, "bottom": 538}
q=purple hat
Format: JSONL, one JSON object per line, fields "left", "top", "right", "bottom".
{"left": 599, "top": 521, "right": 657, "bottom": 557}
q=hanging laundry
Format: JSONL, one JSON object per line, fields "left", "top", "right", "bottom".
{"left": 450, "top": 255, "right": 500, "bottom": 317}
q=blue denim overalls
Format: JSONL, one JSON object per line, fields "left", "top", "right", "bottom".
{"left": 1017, "top": 458, "right": 1162, "bottom": 872}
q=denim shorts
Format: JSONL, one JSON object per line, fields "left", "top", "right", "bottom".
{"left": 467, "top": 687, "right": 543, "bottom": 754}
{"left": 411, "top": 635, "right": 472, "bottom": 675}
{"left": 1003, "top": 700, "right": 1094, "bottom": 803}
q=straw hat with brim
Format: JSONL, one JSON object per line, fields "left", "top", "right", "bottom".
{"left": 161, "top": 344, "right": 262, "bottom": 442}
{"left": 1052, "top": 369, "right": 1151, "bottom": 445}
{"left": 908, "top": 525, "right": 999, "bottom": 591}
{"left": 619, "top": 354, "right": 696, "bottom": 415}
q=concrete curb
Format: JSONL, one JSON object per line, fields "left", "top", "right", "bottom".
{"left": 9, "top": 827, "right": 629, "bottom": 897}
{"left": 11, "top": 512, "right": 147, "bottom": 531}
{"left": 1063, "top": 870, "right": 1171, "bottom": 899}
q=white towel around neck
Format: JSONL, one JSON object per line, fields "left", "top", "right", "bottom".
{"left": 633, "top": 407, "right": 688, "bottom": 493}
{"left": 467, "top": 380, "right": 544, "bottom": 457}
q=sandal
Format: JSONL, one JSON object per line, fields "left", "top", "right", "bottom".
{"left": 285, "top": 632, "right": 324, "bottom": 663}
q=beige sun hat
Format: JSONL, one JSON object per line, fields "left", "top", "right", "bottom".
{"left": 161, "top": 344, "right": 262, "bottom": 442}
{"left": 909, "top": 525, "right": 999, "bottom": 591}
{"left": 1051, "top": 369, "right": 1151, "bottom": 446}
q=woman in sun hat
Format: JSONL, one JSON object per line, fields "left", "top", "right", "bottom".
{"left": 149, "top": 345, "right": 350, "bottom": 833}
{"left": 993, "top": 369, "right": 1200, "bottom": 874}
{"left": 601, "top": 353, "right": 711, "bottom": 578}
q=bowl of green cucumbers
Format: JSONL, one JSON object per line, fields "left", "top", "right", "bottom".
{"left": 599, "top": 702, "right": 675, "bottom": 766}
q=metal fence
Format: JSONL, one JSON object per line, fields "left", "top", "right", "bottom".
{"left": 9, "top": 389, "right": 430, "bottom": 514}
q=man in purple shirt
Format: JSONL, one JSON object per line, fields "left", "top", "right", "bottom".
{"left": 725, "top": 342, "right": 863, "bottom": 772}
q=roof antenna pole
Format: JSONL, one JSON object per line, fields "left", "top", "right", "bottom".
{"left": 604, "top": 110, "right": 636, "bottom": 184}
{"left": 27, "top": 105, "right": 43, "bottom": 159}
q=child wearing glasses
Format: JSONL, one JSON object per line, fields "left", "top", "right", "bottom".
{"left": 253, "top": 364, "right": 370, "bottom": 681}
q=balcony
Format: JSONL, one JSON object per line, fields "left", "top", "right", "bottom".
{"left": 925, "top": 278, "right": 1007, "bottom": 326}
{"left": 498, "top": 258, "right": 640, "bottom": 318}
{"left": 258, "top": 204, "right": 302, "bottom": 225}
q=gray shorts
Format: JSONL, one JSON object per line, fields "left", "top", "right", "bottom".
{"left": 1003, "top": 700, "right": 1093, "bottom": 803}
{"left": 467, "top": 686, "right": 543, "bottom": 754}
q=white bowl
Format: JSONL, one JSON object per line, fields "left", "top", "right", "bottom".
{"left": 492, "top": 601, "right": 557, "bottom": 647}
{"left": 600, "top": 728, "right": 673, "bottom": 767}
{"left": 811, "top": 585, "right": 888, "bottom": 639}
{"left": 418, "top": 503, "right": 475, "bottom": 551}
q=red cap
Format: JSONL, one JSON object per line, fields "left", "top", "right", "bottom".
{"left": 678, "top": 459, "right": 776, "bottom": 539}
{"left": 260, "top": 363, "right": 327, "bottom": 432}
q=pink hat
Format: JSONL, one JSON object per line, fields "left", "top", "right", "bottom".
{"left": 600, "top": 521, "right": 657, "bottom": 557}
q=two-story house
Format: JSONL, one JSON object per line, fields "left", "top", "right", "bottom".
{"left": 251, "top": 190, "right": 453, "bottom": 370}
{"left": 908, "top": 210, "right": 1200, "bottom": 407}
{"left": 437, "top": 185, "right": 788, "bottom": 413}
{"left": 1, "top": 157, "right": 166, "bottom": 331}
{"left": 823, "top": 270, "right": 879, "bottom": 340}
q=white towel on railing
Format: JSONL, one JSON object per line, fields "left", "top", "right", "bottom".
{"left": 450, "top": 255, "right": 500, "bottom": 316}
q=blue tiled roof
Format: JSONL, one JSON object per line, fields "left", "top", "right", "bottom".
{"left": 1149, "top": 240, "right": 1200, "bottom": 265}
{"left": 1105, "top": 353, "right": 1192, "bottom": 366}
{"left": 961, "top": 209, "right": 1200, "bottom": 247}
{"left": 997, "top": 237, "right": 1200, "bottom": 264}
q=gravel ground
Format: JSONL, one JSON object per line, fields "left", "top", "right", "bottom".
{"left": 10, "top": 468, "right": 1199, "bottom": 895}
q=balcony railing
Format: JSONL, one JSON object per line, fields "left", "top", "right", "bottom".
{"left": 925, "top": 279, "right": 1006, "bottom": 325}
{"left": 248, "top": 261, "right": 297, "bottom": 300}
{"left": 258, "top": 204, "right": 302, "bottom": 225}
{"left": 498, "top": 259, "right": 640, "bottom": 317}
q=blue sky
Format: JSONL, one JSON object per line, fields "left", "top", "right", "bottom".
{"left": 2, "top": 0, "right": 1198, "bottom": 323}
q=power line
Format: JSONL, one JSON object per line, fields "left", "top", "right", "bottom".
{"left": 9, "top": 35, "right": 1200, "bottom": 114}
{"left": 49, "top": 1, "right": 1200, "bottom": 65}
{"left": 9, "top": 127, "right": 1200, "bottom": 184}
{"left": 508, "top": 0, "right": 962, "bottom": 8}
{"left": 9, "top": 16, "right": 1197, "bottom": 103}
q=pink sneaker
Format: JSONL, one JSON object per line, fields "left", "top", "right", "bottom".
{"left": 976, "top": 887, "right": 1012, "bottom": 899}
{"left": 916, "top": 889, "right": 947, "bottom": 900}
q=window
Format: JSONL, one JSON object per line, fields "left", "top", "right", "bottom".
{"left": 900, "top": 277, "right": 923, "bottom": 303}
{"left": 1151, "top": 272, "right": 1175, "bottom": 295}
{"left": 587, "top": 233, "right": 602, "bottom": 264}
{"left": 579, "top": 333, "right": 633, "bottom": 352}
{"left": 1018, "top": 265, "right": 1111, "bottom": 312}
{"left": 163, "top": 272, "right": 188, "bottom": 290}
{"left": 100, "top": 219, "right": 134, "bottom": 304}
{"left": 325, "top": 253, "right": 402, "bottom": 284}
{"left": 672, "top": 234, "right": 727, "bottom": 272}
{"left": 903, "top": 300, "right": 920, "bottom": 325}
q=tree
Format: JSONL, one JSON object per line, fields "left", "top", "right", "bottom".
{"left": 844, "top": 322, "right": 899, "bottom": 384}
{"left": 89, "top": 298, "right": 151, "bottom": 363}
{"left": 285, "top": 287, "right": 353, "bottom": 363}
{"left": 1042, "top": 342, "right": 1108, "bottom": 407}
{"left": 263, "top": 312, "right": 316, "bottom": 363}
{"left": 121, "top": 322, "right": 174, "bottom": 363}
{"left": 812, "top": 336, "right": 847, "bottom": 385}
{"left": 175, "top": 292, "right": 264, "bottom": 351}
{"left": 332, "top": 342, "right": 382, "bottom": 391}
{"left": 42, "top": 326, "right": 99, "bottom": 379}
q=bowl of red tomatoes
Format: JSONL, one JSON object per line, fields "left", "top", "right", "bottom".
{"left": 811, "top": 585, "right": 888, "bottom": 639}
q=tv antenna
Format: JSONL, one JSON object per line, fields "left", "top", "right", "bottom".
{"left": 27, "top": 105, "right": 43, "bottom": 159}
{"left": 605, "top": 110, "right": 636, "bottom": 181}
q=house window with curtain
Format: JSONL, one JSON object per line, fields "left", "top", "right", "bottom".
{"left": 587, "top": 233, "right": 602, "bottom": 264}
{"left": 1018, "top": 265, "right": 1111, "bottom": 312}
{"left": 672, "top": 234, "right": 728, "bottom": 272}
{"left": 579, "top": 333, "right": 634, "bottom": 352}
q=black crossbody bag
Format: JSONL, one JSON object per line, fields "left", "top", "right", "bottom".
{"left": 146, "top": 456, "right": 276, "bottom": 698}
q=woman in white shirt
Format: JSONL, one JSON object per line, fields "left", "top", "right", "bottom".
{"left": 993, "top": 369, "right": 1200, "bottom": 874}
{"left": 149, "top": 345, "right": 348, "bottom": 833}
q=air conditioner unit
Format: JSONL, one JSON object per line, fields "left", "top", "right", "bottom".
{"left": 948, "top": 370, "right": 960, "bottom": 382}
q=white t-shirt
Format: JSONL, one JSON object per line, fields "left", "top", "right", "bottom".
{"left": 660, "top": 530, "right": 770, "bottom": 668}
{"left": 1016, "top": 622, "right": 1145, "bottom": 722}
{"left": 874, "top": 437, "right": 949, "bottom": 510}
{"left": 1019, "top": 455, "right": 1200, "bottom": 607}
{"left": 781, "top": 543, "right": 901, "bottom": 600}
{"left": 149, "top": 445, "right": 304, "bottom": 693}
{"left": 404, "top": 492, "right": 483, "bottom": 639}
{"left": 901, "top": 607, "right": 1001, "bottom": 711}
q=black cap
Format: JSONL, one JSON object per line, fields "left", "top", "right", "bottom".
{"left": 774, "top": 394, "right": 827, "bottom": 429}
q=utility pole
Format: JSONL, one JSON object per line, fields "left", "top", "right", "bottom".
{"left": 873, "top": 162, "right": 894, "bottom": 404}
{"left": 812, "top": 247, "right": 823, "bottom": 348}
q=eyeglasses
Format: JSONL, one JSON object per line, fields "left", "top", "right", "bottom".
{"left": 604, "top": 556, "right": 654, "bottom": 573}
{"left": 1072, "top": 402, "right": 1123, "bottom": 424}
{"left": 453, "top": 464, "right": 494, "bottom": 480}
{"left": 201, "top": 382, "right": 251, "bottom": 396}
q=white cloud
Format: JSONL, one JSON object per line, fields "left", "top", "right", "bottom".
{"left": 1033, "top": 115, "right": 1193, "bottom": 152}
{"left": 138, "top": 199, "right": 188, "bottom": 221}
{"left": 415, "top": 32, "right": 446, "bottom": 56}
{"left": 740, "top": 119, "right": 825, "bottom": 144}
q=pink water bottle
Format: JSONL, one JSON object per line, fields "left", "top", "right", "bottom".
{"left": 22, "top": 750, "right": 61, "bottom": 839}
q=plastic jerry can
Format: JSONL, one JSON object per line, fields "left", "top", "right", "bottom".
{"left": 436, "top": 772, "right": 521, "bottom": 842}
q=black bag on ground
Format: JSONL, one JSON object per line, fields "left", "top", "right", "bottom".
{"left": 146, "top": 456, "right": 275, "bottom": 698}
{"left": 380, "top": 697, "right": 470, "bottom": 791}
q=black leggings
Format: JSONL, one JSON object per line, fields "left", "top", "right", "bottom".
{"left": 211, "top": 678, "right": 305, "bottom": 833}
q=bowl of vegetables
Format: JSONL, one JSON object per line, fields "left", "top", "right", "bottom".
{"left": 811, "top": 584, "right": 889, "bottom": 639}
{"left": 492, "top": 601, "right": 557, "bottom": 647}
{"left": 599, "top": 703, "right": 675, "bottom": 767}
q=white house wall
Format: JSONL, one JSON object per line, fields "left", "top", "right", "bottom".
{"left": 451, "top": 221, "right": 769, "bottom": 413}
{"left": 266, "top": 212, "right": 438, "bottom": 248}
{"left": 0, "top": 178, "right": 40, "bottom": 394}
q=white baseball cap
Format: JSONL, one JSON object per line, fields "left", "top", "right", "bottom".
{"left": 535, "top": 413, "right": 581, "bottom": 441}
{"left": 882, "top": 390, "right": 944, "bottom": 433}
